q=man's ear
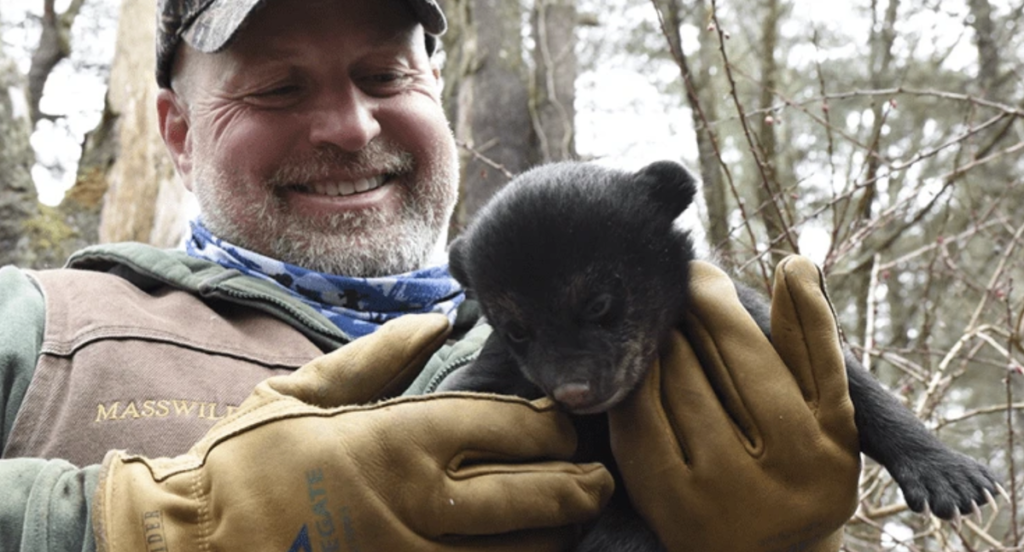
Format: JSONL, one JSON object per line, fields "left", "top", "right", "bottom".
{"left": 431, "top": 64, "right": 444, "bottom": 96}
{"left": 156, "top": 88, "right": 194, "bottom": 190}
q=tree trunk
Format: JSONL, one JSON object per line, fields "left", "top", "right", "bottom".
{"left": 439, "top": 0, "right": 469, "bottom": 129}
{"left": 845, "top": 0, "right": 900, "bottom": 344}
{"left": 451, "top": 0, "right": 535, "bottom": 233}
{"left": 530, "top": 0, "right": 577, "bottom": 163}
{"left": 0, "top": 1, "right": 88, "bottom": 269}
{"left": 0, "top": 44, "right": 41, "bottom": 267}
{"left": 967, "top": 0, "right": 1000, "bottom": 96}
{"left": 653, "top": 0, "right": 733, "bottom": 264}
{"left": 27, "top": 0, "right": 86, "bottom": 124}
{"left": 755, "top": 0, "right": 791, "bottom": 267}
{"left": 87, "top": 0, "right": 188, "bottom": 247}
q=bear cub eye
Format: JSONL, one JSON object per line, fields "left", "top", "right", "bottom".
{"left": 504, "top": 322, "right": 531, "bottom": 344}
{"left": 582, "top": 293, "right": 616, "bottom": 324}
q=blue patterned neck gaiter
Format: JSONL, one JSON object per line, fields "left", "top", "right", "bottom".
{"left": 185, "top": 219, "right": 464, "bottom": 339}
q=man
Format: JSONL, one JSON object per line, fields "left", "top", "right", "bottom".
{"left": 0, "top": 0, "right": 861, "bottom": 550}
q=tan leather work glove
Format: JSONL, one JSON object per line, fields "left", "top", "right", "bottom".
{"left": 609, "top": 256, "right": 860, "bottom": 552}
{"left": 94, "top": 314, "right": 614, "bottom": 552}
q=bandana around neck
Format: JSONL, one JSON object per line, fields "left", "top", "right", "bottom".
{"left": 185, "top": 219, "right": 464, "bottom": 340}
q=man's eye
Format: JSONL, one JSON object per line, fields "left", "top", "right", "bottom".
{"left": 257, "top": 85, "right": 302, "bottom": 97}
{"left": 370, "top": 73, "right": 402, "bottom": 83}
{"left": 243, "top": 82, "right": 302, "bottom": 98}
{"left": 243, "top": 85, "right": 304, "bottom": 107}
{"left": 361, "top": 72, "right": 411, "bottom": 92}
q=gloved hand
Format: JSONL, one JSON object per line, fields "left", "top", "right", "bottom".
{"left": 609, "top": 256, "right": 861, "bottom": 552}
{"left": 94, "top": 314, "right": 614, "bottom": 552}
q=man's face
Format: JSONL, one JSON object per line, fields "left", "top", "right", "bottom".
{"left": 161, "top": 0, "right": 458, "bottom": 276}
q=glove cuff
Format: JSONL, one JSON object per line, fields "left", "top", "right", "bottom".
{"left": 93, "top": 450, "right": 198, "bottom": 552}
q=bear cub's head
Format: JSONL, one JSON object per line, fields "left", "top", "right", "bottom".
{"left": 450, "top": 161, "right": 698, "bottom": 413}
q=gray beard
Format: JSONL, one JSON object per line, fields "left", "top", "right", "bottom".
{"left": 262, "top": 192, "right": 442, "bottom": 276}
{"left": 192, "top": 139, "right": 457, "bottom": 277}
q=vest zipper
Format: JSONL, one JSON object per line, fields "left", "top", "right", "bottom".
{"left": 423, "top": 352, "right": 479, "bottom": 394}
{"left": 212, "top": 286, "right": 354, "bottom": 344}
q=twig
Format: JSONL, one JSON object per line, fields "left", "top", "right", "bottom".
{"left": 709, "top": 0, "right": 800, "bottom": 256}
{"left": 863, "top": 254, "right": 880, "bottom": 372}
{"left": 648, "top": 0, "right": 769, "bottom": 283}
{"left": 936, "top": 402, "right": 1024, "bottom": 428}
{"left": 708, "top": 87, "right": 1024, "bottom": 125}
{"left": 455, "top": 139, "right": 515, "bottom": 179}
{"left": 1006, "top": 279, "right": 1021, "bottom": 545}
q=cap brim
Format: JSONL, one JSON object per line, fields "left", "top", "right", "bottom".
{"left": 181, "top": 0, "right": 446, "bottom": 55}
{"left": 182, "top": 0, "right": 265, "bottom": 53}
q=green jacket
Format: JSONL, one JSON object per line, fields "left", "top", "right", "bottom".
{"left": 0, "top": 242, "right": 487, "bottom": 551}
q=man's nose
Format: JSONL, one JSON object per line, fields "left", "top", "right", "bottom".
{"left": 308, "top": 85, "right": 381, "bottom": 152}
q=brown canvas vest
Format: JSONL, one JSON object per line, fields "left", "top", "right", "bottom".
{"left": 2, "top": 269, "right": 325, "bottom": 466}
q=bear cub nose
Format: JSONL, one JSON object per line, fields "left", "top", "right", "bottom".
{"left": 553, "top": 382, "right": 594, "bottom": 410}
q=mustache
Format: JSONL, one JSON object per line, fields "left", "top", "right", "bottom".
{"left": 267, "top": 140, "right": 415, "bottom": 185}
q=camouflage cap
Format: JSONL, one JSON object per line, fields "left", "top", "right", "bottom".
{"left": 156, "top": 0, "right": 447, "bottom": 88}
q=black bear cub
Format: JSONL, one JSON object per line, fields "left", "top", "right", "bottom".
{"left": 439, "top": 160, "right": 999, "bottom": 551}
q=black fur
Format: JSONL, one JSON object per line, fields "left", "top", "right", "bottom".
{"left": 440, "top": 161, "right": 999, "bottom": 550}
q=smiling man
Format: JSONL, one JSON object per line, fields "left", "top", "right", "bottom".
{"left": 0, "top": 0, "right": 861, "bottom": 550}
{"left": 163, "top": 0, "right": 460, "bottom": 277}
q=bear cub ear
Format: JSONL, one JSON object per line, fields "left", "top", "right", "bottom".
{"left": 633, "top": 161, "right": 698, "bottom": 220}
{"left": 447, "top": 236, "right": 473, "bottom": 289}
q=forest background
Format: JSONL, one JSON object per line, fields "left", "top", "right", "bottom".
{"left": 2, "top": 0, "right": 1024, "bottom": 548}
